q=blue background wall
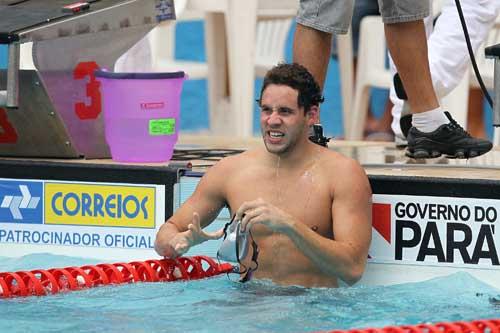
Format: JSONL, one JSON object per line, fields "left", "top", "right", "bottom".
{"left": 0, "top": 46, "right": 6, "bottom": 69}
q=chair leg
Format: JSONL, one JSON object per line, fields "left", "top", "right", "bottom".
{"left": 349, "top": 85, "right": 371, "bottom": 141}
{"left": 336, "top": 31, "right": 354, "bottom": 139}
{"left": 347, "top": 16, "right": 387, "bottom": 141}
{"left": 224, "top": 2, "right": 257, "bottom": 137}
{"left": 205, "top": 13, "right": 230, "bottom": 134}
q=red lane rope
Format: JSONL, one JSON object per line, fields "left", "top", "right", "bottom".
{"left": 325, "top": 319, "right": 500, "bottom": 333}
{"left": 0, "top": 256, "right": 233, "bottom": 298}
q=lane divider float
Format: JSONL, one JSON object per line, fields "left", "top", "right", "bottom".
{"left": 0, "top": 256, "right": 233, "bottom": 298}
{"left": 324, "top": 319, "right": 500, "bottom": 333}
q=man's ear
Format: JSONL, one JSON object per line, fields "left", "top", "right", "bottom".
{"left": 306, "top": 105, "right": 320, "bottom": 125}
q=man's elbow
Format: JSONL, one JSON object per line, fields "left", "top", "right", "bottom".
{"left": 342, "top": 263, "right": 366, "bottom": 286}
{"left": 154, "top": 234, "right": 167, "bottom": 256}
{"left": 154, "top": 222, "right": 174, "bottom": 256}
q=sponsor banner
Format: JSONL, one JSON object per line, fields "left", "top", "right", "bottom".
{"left": 0, "top": 179, "right": 43, "bottom": 224}
{"left": 45, "top": 182, "right": 155, "bottom": 228}
{"left": 0, "top": 226, "right": 155, "bottom": 250}
{"left": 0, "top": 178, "right": 165, "bottom": 252}
{"left": 370, "top": 194, "right": 500, "bottom": 269}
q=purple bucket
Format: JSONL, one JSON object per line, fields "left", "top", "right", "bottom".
{"left": 95, "top": 70, "right": 186, "bottom": 162}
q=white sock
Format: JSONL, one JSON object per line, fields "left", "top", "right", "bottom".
{"left": 412, "top": 107, "right": 449, "bottom": 133}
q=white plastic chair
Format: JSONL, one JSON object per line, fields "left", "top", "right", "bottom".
{"left": 347, "top": 16, "right": 391, "bottom": 140}
{"left": 148, "top": 7, "right": 292, "bottom": 80}
{"left": 148, "top": 0, "right": 355, "bottom": 138}
{"left": 149, "top": 1, "right": 293, "bottom": 136}
{"left": 149, "top": 18, "right": 293, "bottom": 77}
{"left": 254, "top": 18, "right": 293, "bottom": 78}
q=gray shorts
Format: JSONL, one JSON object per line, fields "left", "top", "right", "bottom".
{"left": 296, "top": 0, "right": 430, "bottom": 34}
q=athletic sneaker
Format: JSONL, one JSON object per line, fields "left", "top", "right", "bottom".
{"left": 394, "top": 113, "right": 412, "bottom": 148}
{"left": 406, "top": 112, "right": 492, "bottom": 159}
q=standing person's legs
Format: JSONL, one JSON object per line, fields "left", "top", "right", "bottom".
{"left": 294, "top": 0, "right": 355, "bottom": 91}
{"left": 293, "top": 0, "right": 354, "bottom": 144}
{"left": 293, "top": 25, "right": 332, "bottom": 92}
{"left": 384, "top": 23, "right": 440, "bottom": 113}
{"left": 390, "top": 3, "right": 434, "bottom": 142}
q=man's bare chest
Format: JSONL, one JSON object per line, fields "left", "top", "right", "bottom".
{"left": 224, "top": 169, "right": 333, "bottom": 235}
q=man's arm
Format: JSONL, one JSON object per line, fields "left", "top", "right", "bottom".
{"left": 287, "top": 160, "right": 372, "bottom": 285}
{"left": 154, "top": 160, "right": 230, "bottom": 257}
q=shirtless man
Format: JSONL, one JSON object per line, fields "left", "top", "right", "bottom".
{"left": 155, "top": 63, "right": 372, "bottom": 288}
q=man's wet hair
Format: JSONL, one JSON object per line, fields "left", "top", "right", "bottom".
{"left": 258, "top": 63, "right": 324, "bottom": 113}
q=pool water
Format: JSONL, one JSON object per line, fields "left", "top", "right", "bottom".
{"left": 0, "top": 254, "right": 499, "bottom": 333}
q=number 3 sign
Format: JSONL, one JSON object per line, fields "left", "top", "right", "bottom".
{"left": 73, "top": 61, "right": 102, "bottom": 120}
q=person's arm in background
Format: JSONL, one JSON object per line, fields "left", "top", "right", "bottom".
{"left": 155, "top": 159, "right": 230, "bottom": 258}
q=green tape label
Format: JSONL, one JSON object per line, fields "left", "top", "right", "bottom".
{"left": 149, "top": 118, "right": 176, "bottom": 136}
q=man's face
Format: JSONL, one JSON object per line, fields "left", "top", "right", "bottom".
{"left": 259, "top": 84, "right": 311, "bottom": 155}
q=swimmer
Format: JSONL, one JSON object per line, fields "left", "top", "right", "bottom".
{"left": 155, "top": 63, "right": 372, "bottom": 288}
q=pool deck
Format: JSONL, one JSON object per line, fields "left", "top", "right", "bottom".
{"left": 4, "top": 134, "right": 500, "bottom": 183}
{"left": 4, "top": 134, "right": 500, "bottom": 179}
{"left": 175, "top": 134, "right": 500, "bottom": 180}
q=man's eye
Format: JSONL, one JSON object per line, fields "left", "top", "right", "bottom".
{"left": 261, "top": 107, "right": 272, "bottom": 113}
{"left": 279, "top": 108, "right": 292, "bottom": 114}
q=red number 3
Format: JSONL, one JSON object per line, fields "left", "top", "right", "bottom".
{"left": 73, "top": 61, "right": 102, "bottom": 120}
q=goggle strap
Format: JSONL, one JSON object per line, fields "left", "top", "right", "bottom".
{"left": 221, "top": 214, "right": 236, "bottom": 241}
{"left": 239, "top": 229, "right": 259, "bottom": 283}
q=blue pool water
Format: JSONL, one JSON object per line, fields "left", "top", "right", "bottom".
{"left": 0, "top": 254, "right": 499, "bottom": 333}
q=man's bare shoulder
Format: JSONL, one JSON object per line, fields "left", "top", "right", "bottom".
{"left": 320, "top": 148, "right": 364, "bottom": 170}
{"left": 317, "top": 148, "right": 369, "bottom": 184}
{"left": 320, "top": 148, "right": 372, "bottom": 201}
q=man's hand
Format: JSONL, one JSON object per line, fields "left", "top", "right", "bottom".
{"left": 236, "top": 198, "right": 295, "bottom": 234}
{"left": 163, "top": 212, "right": 224, "bottom": 258}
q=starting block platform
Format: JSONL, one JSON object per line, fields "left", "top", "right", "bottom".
{"left": 0, "top": 0, "right": 175, "bottom": 158}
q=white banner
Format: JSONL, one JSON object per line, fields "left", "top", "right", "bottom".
{"left": 370, "top": 194, "right": 500, "bottom": 269}
{"left": 0, "top": 178, "right": 165, "bottom": 256}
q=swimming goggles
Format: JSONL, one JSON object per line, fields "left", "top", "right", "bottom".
{"left": 217, "top": 214, "right": 259, "bottom": 283}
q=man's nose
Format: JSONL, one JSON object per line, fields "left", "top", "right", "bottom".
{"left": 267, "top": 111, "right": 282, "bottom": 125}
